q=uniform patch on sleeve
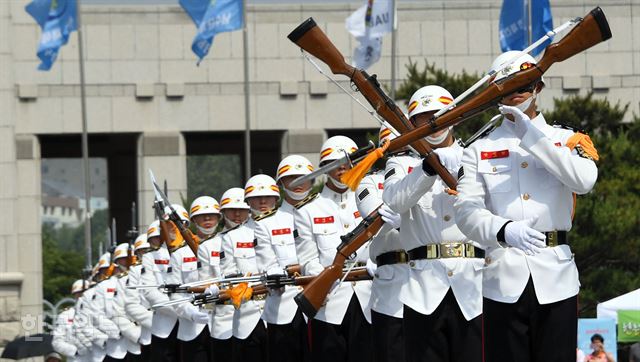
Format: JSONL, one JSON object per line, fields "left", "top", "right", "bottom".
{"left": 141, "top": 267, "right": 146, "bottom": 274}
{"left": 293, "top": 229, "right": 299, "bottom": 238}
{"left": 384, "top": 168, "right": 396, "bottom": 180}
{"left": 458, "top": 166, "right": 465, "bottom": 180}
{"left": 220, "top": 251, "right": 225, "bottom": 259}
{"left": 358, "top": 188, "right": 370, "bottom": 201}
{"left": 167, "top": 267, "right": 173, "bottom": 273}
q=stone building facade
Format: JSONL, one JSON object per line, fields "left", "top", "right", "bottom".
{"left": 0, "top": 0, "right": 638, "bottom": 344}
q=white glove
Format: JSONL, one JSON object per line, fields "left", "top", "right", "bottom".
{"left": 266, "top": 267, "right": 285, "bottom": 276}
{"left": 184, "top": 304, "right": 209, "bottom": 324}
{"left": 504, "top": 216, "right": 546, "bottom": 255}
{"left": 365, "top": 259, "right": 377, "bottom": 278}
{"left": 433, "top": 146, "right": 463, "bottom": 174}
{"left": 205, "top": 284, "right": 220, "bottom": 297}
{"left": 499, "top": 105, "right": 532, "bottom": 139}
{"left": 379, "top": 204, "right": 401, "bottom": 229}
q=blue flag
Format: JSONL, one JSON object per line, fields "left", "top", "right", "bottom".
{"left": 26, "top": 0, "right": 78, "bottom": 71}
{"left": 499, "top": 0, "right": 553, "bottom": 56}
{"left": 180, "top": 0, "right": 243, "bottom": 64}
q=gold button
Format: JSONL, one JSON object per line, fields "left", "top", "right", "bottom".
{"left": 447, "top": 271, "right": 453, "bottom": 277}
{"left": 443, "top": 215, "right": 451, "bottom": 222}
{"left": 344, "top": 224, "right": 349, "bottom": 229}
{"left": 324, "top": 229, "right": 328, "bottom": 233}
{"left": 409, "top": 261, "right": 415, "bottom": 267}
{"left": 351, "top": 281, "right": 357, "bottom": 286}
{"left": 523, "top": 193, "right": 530, "bottom": 200}
{"left": 485, "top": 257, "right": 492, "bottom": 264}
{"left": 492, "top": 166, "right": 497, "bottom": 172}
{"left": 341, "top": 204, "right": 346, "bottom": 209}
{"left": 521, "top": 162, "right": 528, "bottom": 168}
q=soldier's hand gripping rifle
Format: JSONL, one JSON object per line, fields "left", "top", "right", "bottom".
{"left": 291, "top": 7, "right": 611, "bottom": 183}
{"left": 287, "top": 20, "right": 457, "bottom": 191}
{"left": 294, "top": 212, "right": 385, "bottom": 318}
{"left": 149, "top": 170, "right": 199, "bottom": 256}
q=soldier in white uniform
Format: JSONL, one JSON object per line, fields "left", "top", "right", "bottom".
{"left": 454, "top": 52, "right": 599, "bottom": 361}
{"left": 199, "top": 188, "right": 250, "bottom": 362}
{"left": 190, "top": 196, "right": 222, "bottom": 240}
{"left": 218, "top": 179, "right": 276, "bottom": 362}
{"left": 139, "top": 221, "right": 180, "bottom": 362}
{"left": 124, "top": 234, "right": 154, "bottom": 361}
{"left": 111, "top": 243, "right": 143, "bottom": 359}
{"left": 162, "top": 204, "right": 212, "bottom": 362}
{"left": 383, "top": 86, "right": 485, "bottom": 362}
{"left": 52, "top": 279, "right": 87, "bottom": 361}
{"left": 355, "top": 124, "right": 407, "bottom": 362}
{"left": 72, "top": 272, "right": 109, "bottom": 362}
{"left": 294, "top": 135, "right": 373, "bottom": 362}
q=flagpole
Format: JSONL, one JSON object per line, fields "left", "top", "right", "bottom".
{"left": 242, "top": 0, "right": 251, "bottom": 179}
{"left": 76, "top": 0, "right": 93, "bottom": 269}
{"left": 527, "top": 0, "right": 533, "bottom": 46}
{"left": 390, "top": 0, "right": 397, "bottom": 100}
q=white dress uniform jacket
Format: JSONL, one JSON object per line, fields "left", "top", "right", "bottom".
{"left": 124, "top": 261, "right": 153, "bottom": 345}
{"left": 221, "top": 220, "right": 265, "bottom": 339}
{"left": 294, "top": 186, "right": 372, "bottom": 324}
{"left": 140, "top": 247, "right": 178, "bottom": 338}
{"left": 454, "top": 114, "right": 598, "bottom": 304}
{"left": 113, "top": 272, "right": 142, "bottom": 354}
{"left": 356, "top": 172, "right": 408, "bottom": 318}
{"left": 197, "top": 232, "right": 234, "bottom": 340}
{"left": 254, "top": 202, "right": 301, "bottom": 325}
{"left": 73, "top": 288, "right": 108, "bottom": 362}
{"left": 52, "top": 307, "right": 78, "bottom": 360}
{"left": 93, "top": 277, "right": 128, "bottom": 359}
{"left": 165, "top": 244, "right": 208, "bottom": 341}
{"left": 383, "top": 148, "right": 484, "bottom": 321}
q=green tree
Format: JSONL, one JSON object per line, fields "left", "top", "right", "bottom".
{"left": 42, "top": 224, "right": 85, "bottom": 303}
{"left": 187, "top": 155, "right": 242, "bottom": 205}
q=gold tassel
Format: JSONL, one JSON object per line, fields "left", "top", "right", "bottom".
{"left": 341, "top": 141, "right": 389, "bottom": 191}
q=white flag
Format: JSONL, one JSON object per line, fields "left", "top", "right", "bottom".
{"left": 345, "top": 0, "right": 394, "bottom": 38}
{"left": 353, "top": 36, "right": 382, "bottom": 70}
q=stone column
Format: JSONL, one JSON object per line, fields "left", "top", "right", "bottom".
{"left": 137, "top": 132, "right": 188, "bottom": 228}
{"left": 280, "top": 129, "right": 327, "bottom": 168}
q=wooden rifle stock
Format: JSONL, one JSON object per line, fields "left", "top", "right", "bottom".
{"left": 294, "top": 211, "right": 384, "bottom": 318}
{"left": 288, "top": 19, "right": 457, "bottom": 190}
{"left": 383, "top": 7, "right": 611, "bottom": 154}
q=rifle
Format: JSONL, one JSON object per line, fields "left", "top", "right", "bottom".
{"left": 287, "top": 19, "right": 456, "bottom": 191}
{"left": 126, "top": 202, "right": 138, "bottom": 267}
{"left": 288, "top": 7, "right": 611, "bottom": 187}
{"left": 149, "top": 170, "right": 199, "bottom": 256}
{"left": 294, "top": 211, "right": 384, "bottom": 318}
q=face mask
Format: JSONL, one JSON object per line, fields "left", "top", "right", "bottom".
{"left": 285, "top": 188, "right": 310, "bottom": 201}
{"left": 329, "top": 176, "right": 348, "bottom": 190}
{"left": 426, "top": 127, "right": 450, "bottom": 144}
{"left": 225, "top": 218, "right": 239, "bottom": 229}
{"left": 502, "top": 91, "right": 537, "bottom": 113}
{"left": 196, "top": 224, "right": 217, "bottom": 236}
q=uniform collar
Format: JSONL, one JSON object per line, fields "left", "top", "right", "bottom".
{"left": 321, "top": 184, "right": 352, "bottom": 203}
{"left": 280, "top": 201, "right": 294, "bottom": 213}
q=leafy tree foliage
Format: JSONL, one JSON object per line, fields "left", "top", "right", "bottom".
{"left": 42, "top": 224, "right": 85, "bottom": 303}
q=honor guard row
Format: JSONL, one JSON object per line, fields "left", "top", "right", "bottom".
{"left": 52, "top": 51, "right": 598, "bottom": 362}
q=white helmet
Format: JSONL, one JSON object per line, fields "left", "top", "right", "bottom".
{"left": 146, "top": 220, "right": 160, "bottom": 238}
{"left": 378, "top": 122, "right": 399, "bottom": 146}
{"left": 355, "top": 176, "right": 384, "bottom": 218}
{"left": 133, "top": 233, "right": 150, "bottom": 252}
{"left": 71, "top": 279, "right": 88, "bottom": 294}
{"left": 112, "top": 243, "right": 131, "bottom": 261}
{"left": 319, "top": 135, "right": 358, "bottom": 164}
{"left": 244, "top": 174, "right": 280, "bottom": 199}
{"left": 219, "top": 187, "right": 250, "bottom": 210}
{"left": 407, "top": 85, "right": 454, "bottom": 119}
{"left": 190, "top": 196, "right": 221, "bottom": 219}
{"left": 97, "top": 252, "right": 111, "bottom": 269}
{"left": 490, "top": 51, "right": 545, "bottom": 86}
{"left": 276, "top": 155, "right": 314, "bottom": 182}
{"left": 164, "top": 204, "right": 190, "bottom": 226}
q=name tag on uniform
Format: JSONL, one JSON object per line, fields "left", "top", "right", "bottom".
{"left": 236, "top": 242, "right": 254, "bottom": 248}
{"left": 182, "top": 257, "right": 198, "bottom": 272}
{"left": 106, "top": 288, "right": 116, "bottom": 293}
{"left": 155, "top": 259, "right": 169, "bottom": 265}
{"left": 353, "top": 211, "right": 361, "bottom": 218}
{"left": 272, "top": 228, "right": 291, "bottom": 236}
{"left": 481, "top": 150, "right": 509, "bottom": 160}
{"left": 314, "top": 216, "right": 334, "bottom": 224}
{"left": 183, "top": 257, "right": 197, "bottom": 263}
{"left": 211, "top": 251, "right": 220, "bottom": 257}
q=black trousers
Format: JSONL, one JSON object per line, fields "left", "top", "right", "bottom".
{"left": 138, "top": 343, "right": 152, "bottom": 362}
{"left": 179, "top": 327, "right": 211, "bottom": 362}
{"left": 483, "top": 278, "right": 578, "bottom": 362}
{"left": 310, "top": 294, "right": 373, "bottom": 362}
{"left": 150, "top": 324, "right": 180, "bottom": 362}
{"left": 231, "top": 320, "right": 267, "bottom": 362}
{"left": 210, "top": 336, "right": 233, "bottom": 362}
{"left": 267, "top": 309, "right": 310, "bottom": 362}
{"left": 371, "top": 310, "right": 405, "bottom": 362}
{"left": 403, "top": 289, "right": 482, "bottom": 362}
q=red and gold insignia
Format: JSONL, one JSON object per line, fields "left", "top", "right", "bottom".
{"left": 211, "top": 251, "right": 220, "bottom": 257}
{"left": 353, "top": 211, "right": 361, "bottom": 218}
{"left": 190, "top": 205, "right": 201, "bottom": 213}
{"left": 408, "top": 101, "right": 419, "bottom": 113}
{"left": 236, "top": 242, "right": 254, "bottom": 249}
{"left": 183, "top": 257, "right": 197, "bottom": 263}
{"left": 277, "top": 165, "right": 291, "bottom": 177}
{"left": 272, "top": 228, "right": 291, "bottom": 236}
{"left": 221, "top": 198, "right": 231, "bottom": 206}
{"left": 481, "top": 150, "right": 510, "bottom": 160}
{"left": 154, "top": 259, "right": 169, "bottom": 265}
{"left": 520, "top": 62, "right": 534, "bottom": 70}
{"left": 270, "top": 185, "right": 280, "bottom": 193}
{"left": 244, "top": 186, "right": 255, "bottom": 195}
{"left": 320, "top": 148, "right": 333, "bottom": 159}
{"left": 313, "top": 216, "right": 334, "bottom": 224}
{"left": 438, "top": 96, "right": 453, "bottom": 105}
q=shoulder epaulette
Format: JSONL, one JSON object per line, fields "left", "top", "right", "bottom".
{"left": 219, "top": 224, "right": 240, "bottom": 236}
{"left": 117, "top": 271, "right": 128, "bottom": 278}
{"left": 294, "top": 193, "right": 319, "bottom": 210}
{"left": 169, "top": 241, "right": 187, "bottom": 253}
{"left": 254, "top": 208, "right": 277, "bottom": 222}
{"left": 553, "top": 122, "right": 587, "bottom": 134}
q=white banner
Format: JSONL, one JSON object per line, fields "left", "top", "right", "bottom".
{"left": 345, "top": 0, "right": 394, "bottom": 38}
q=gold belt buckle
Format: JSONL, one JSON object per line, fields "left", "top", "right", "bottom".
{"left": 440, "top": 242, "right": 464, "bottom": 258}
{"left": 426, "top": 245, "right": 438, "bottom": 259}
{"left": 546, "top": 231, "right": 558, "bottom": 247}
{"left": 396, "top": 251, "right": 408, "bottom": 263}
{"left": 465, "top": 244, "right": 475, "bottom": 258}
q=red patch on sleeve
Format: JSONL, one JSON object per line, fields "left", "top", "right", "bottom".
{"left": 272, "top": 228, "right": 291, "bottom": 236}
{"left": 377, "top": 183, "right": 384, "bottom": 190}
{"left": 313, "top": 216, "right": 334, "bottom": 224}
{"left": 353, "top": 211, "right": 361, "bottom": 218}
{"left": 236, "top": 242, "right": 254, "bottom": 248}
{"left": 211, "top": 251, "right": 220, "bottom": 257}
{"left": 407, "top": 166, "right": 414, "bottom": 173}
{"left": 481, "top": 150, "right": 510, "bottom": 160}
{"left": 554, "top": 142, "right": 562, "bottom": 147}
{"left": 106, "top": 288, "right": 116, "bottom": 293}
{"left": 183, "top": 257, "right": 197, "bottom": 263}
{"left": 154, "top": 259, "right": 169, "bottom": 265}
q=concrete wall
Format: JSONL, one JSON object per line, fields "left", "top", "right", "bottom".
{"left": 0, "top": 0, "right": 638, "bottom": 342}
